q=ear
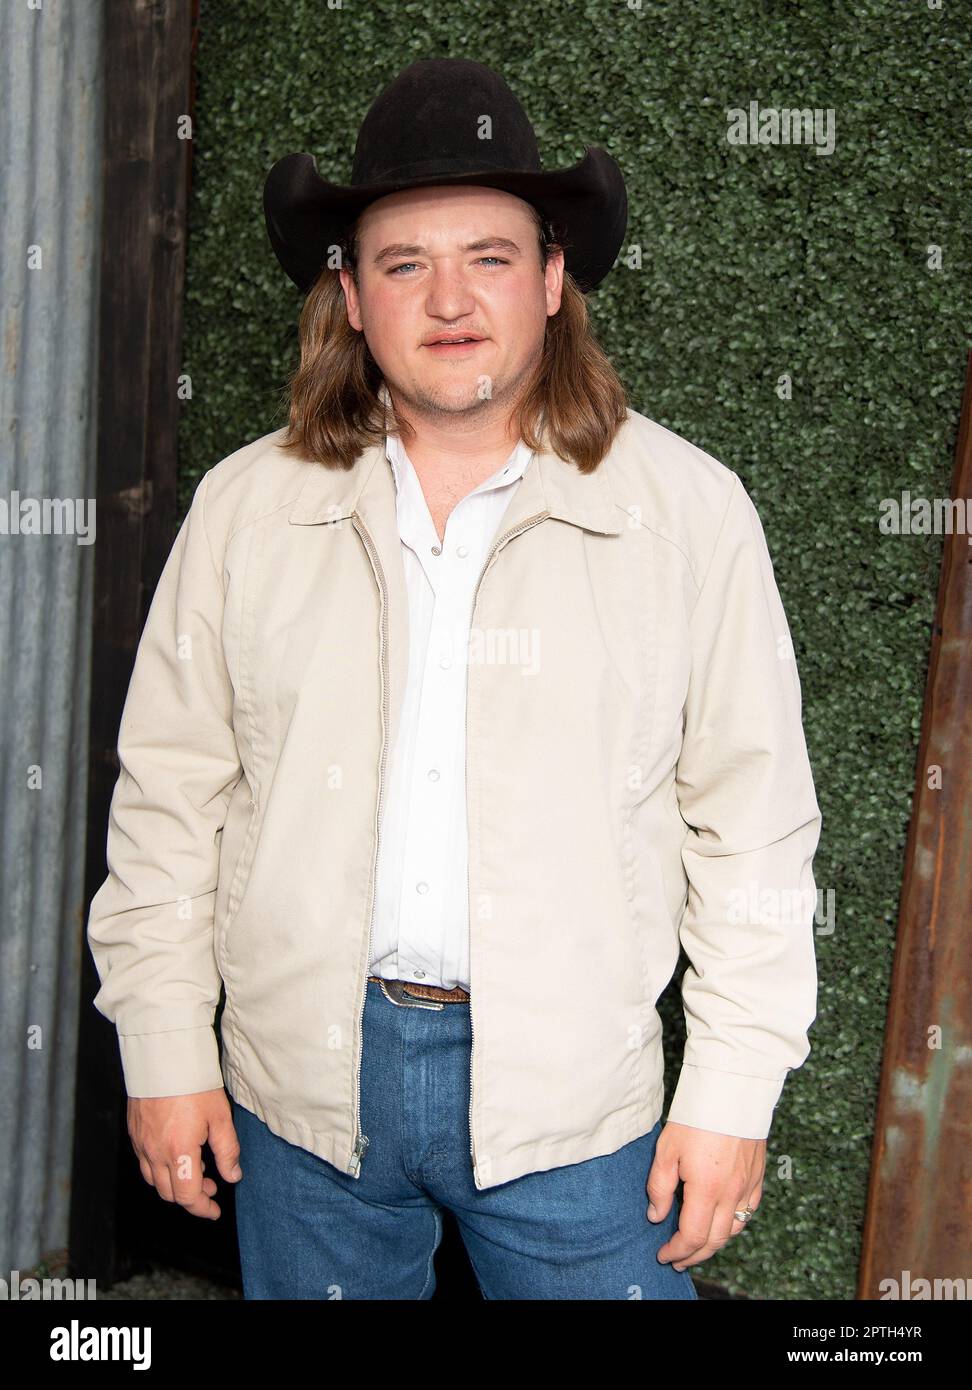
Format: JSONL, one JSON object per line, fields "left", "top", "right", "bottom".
{"left": 339, "top": 266, "right": 363, "bottom": 331}
{"left": 544, "top": 246, "right": 565, "bottom": 317}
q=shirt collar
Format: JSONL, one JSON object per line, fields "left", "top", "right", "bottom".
{"left": 385, "top": 431, "right": 534, "bottom": 497}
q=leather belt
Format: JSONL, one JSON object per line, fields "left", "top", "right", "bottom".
{"left": 369, "top": 974, "right": 470, "bottom": 1007}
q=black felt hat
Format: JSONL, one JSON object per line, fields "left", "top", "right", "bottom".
{"left": 263, "top": 57, "right": 627, "bottom": 295}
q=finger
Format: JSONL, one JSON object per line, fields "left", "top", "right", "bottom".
{"left": 173, "top": 1174, "right": 220, "bottom": 1204}
{"left": 170, "top": 1145, "right": 205, "bottom": 1204}
{"left": 645, "top": 1141, "right": 680, "bottom": 1222}
{"left": 672, "top": 1202, "right": 737, "bottom": 1270}
{"left": 177, "top": 1179, "right": 221, "bottom": 1220}
{"left": 208, "top": 1110, "right": 243, "bottom": 1183}
{"left": 169, "top": 1151, "right": 222, "bottom": 1220}
{"left": 727, "top": 1184, "right": 763, "bottom": 1240}
{"left": 656, "top": 1182, "right": 715, "bottom": 1265}
{"left": 150, "top": 1161, "right": 176, "bottom": 1203}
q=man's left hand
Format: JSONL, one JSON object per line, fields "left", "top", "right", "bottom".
{"left": 647, "top": 1121, "right": 766, "bottom": 1270}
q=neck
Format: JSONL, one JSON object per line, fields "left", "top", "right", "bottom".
{"left": 384, "top": 388, "right": 522, "bottom": 480}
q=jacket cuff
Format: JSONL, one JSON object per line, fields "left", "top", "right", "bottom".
{"left": 117, "top": 1026, "right": 224, "bottom": 1099}
{"left": 666, "top": 1063, "right": 786, "bottom": 1139}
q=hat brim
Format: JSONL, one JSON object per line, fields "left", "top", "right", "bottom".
{"left": 263, "top": 145, "right": 627, "bottom": 294}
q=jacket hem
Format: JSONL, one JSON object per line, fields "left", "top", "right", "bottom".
{"left": 471, "top": 1084, "right": 666, "bottom": 1189}
{"left": 222, "top": 1059, "right": 666, "bottom": 1192}
{"left": 222, "top": 1059, "right": 354, "bottom": 1176}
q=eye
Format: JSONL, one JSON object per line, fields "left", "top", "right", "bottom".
{"left": 387, "top": 256, "right": 509, "bottom": 276}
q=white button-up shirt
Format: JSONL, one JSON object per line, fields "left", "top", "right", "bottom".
{"left": 367, "top": 431, "right": 536, "bottom": 990}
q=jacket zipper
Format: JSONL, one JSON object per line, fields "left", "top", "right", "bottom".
{"left": 348, "top": 512, "right": 391, "bottom": 1179}
{"left": 464, "top": 508, "right": 549, "bottom": 1180}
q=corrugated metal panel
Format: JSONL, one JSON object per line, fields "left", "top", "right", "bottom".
{"left": 0, "top": 0, "right": 104, "bottom": 1272}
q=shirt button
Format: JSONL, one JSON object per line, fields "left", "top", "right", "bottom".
{"left": 439, "top": 656, "right": 451, "bottom": 669}
{"left": 414, "top": 970, "right": 426, "bottom": 979}
{"left": 456, "top": 544, "right": 469, "bottom": 557}
{"left": 427, "top": 768, "right": 440, "bottom": 781}
{"left": 431, "top": 544, "right": 442, "bottom": 556}
{"left": 416, "top": 881, "right": 429, "bottom": 894}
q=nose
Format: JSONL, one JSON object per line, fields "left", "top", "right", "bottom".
{"left": 424, "top": 261, "right": 476, "bottom": 323}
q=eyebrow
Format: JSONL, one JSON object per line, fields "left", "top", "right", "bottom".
{"left": 372, "top": 237, "right": 523, "bottom": 267}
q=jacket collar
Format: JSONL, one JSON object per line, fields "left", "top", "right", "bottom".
{"left": 287, "top": 431, "right": 623, "bottom": 536}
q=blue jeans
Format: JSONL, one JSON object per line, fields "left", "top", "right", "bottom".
{"left": 231, "top": 978, "right": 699, "bottom": 1300}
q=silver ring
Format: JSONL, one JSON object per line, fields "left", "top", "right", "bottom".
{"left": 733, "top": 1205, "right": 755, "bottom": 1224}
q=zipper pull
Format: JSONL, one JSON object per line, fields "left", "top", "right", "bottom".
{"left": 349, "top": 1133, "right": 370, "bottom": 1177}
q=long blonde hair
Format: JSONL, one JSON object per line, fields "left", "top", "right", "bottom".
{"left": 274, "top": 202, "right": 628, "bottom": 474}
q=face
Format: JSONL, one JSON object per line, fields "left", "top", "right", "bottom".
{"left": 339, "top": 184, "right": 564, "bottom": 422}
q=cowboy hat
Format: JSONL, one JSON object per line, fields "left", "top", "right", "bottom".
{"left": 263, "top": 57, "right": 627, "bottom": 294}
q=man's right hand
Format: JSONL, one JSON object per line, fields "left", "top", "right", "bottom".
{"left": 127, "top": 1089, "right": 242, "bottom": 1220}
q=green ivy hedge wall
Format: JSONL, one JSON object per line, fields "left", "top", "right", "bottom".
{"left": 182, "top": 0, "right": 970, "bottom": 1300}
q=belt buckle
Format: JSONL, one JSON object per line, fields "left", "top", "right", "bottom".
{"left": 378, "top": 978, "right": 444, "bottom": 1011}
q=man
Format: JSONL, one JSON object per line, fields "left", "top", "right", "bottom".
{"left": 87, "top": 58, "right": 822, "bottom": 1300}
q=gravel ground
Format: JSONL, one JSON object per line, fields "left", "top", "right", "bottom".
{"left": 19, "top": 1251, "right": 241, "bottom": 1300}
{"left": 97, "top": 1266, "right": 242, "bottom": 1300}
{"left": 23, "top": 1250, "right": 724, "bottom": 1300}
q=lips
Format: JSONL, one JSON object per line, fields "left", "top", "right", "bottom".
{"left": 424, "top": 335, "right": 484, "bottom": 345}
{"left": 423, "top": 335, "right": 487, "bottom": 357}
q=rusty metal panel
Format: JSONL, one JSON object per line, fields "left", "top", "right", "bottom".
{"left": 859, "top": 350, "right": 972, "bottom": 1298}
{"left": 0, "top": 0, "right": 105, "bottom": 1271}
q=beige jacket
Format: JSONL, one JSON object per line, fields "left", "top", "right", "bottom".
{"left": 86, "top": 405, "right": 822, "bottom": 1190}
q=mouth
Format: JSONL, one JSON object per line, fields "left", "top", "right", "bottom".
{"left": 423, "top": 334, "right": 487, "bottom": 355}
